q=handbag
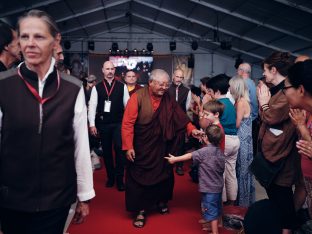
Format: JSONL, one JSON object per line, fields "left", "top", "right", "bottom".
{"left": 249, "top": 150, "right": 285, "bottom": 189}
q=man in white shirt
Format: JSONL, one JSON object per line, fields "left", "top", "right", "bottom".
{"left": 88, "top": 61, "right": 130, "bottom": 191}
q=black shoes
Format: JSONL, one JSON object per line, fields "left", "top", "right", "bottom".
{"left": 117, "top": 178, "right": 125, "bottom": 191}
{"left": 106, "top": 177, "right": 125, "bottom": 191}
{"left": 117, "top": 181, "right": 125, "bottom": 191}
{"left": 176, "top": 166, "right": 184, "bottom": 176}
{"left": 106, "top": 179, "right": 115, "bottom": 187}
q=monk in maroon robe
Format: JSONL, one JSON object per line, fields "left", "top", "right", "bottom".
{"left": 122, "top": 69, "right": 201, "bottom": 228}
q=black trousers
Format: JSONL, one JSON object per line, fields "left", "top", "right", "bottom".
{"left": 98, "top": 122, "right": 125, "bottom": 181}
{"left": 266, "top": 184, "right": 297, "bottom": 230}
{"left": 0, "top": 206, "right": 70, "bottom": 234}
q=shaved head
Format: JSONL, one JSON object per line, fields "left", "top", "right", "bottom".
{"left": 295, "top": 55, "right": 310, "bottom": 63}
{"left": 102, "top": 60, "right": 116, "bottom": 80}
{"left": 103, "top": 60, "right": 114, "bottom": 68}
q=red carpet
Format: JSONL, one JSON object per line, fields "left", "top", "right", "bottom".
{"left": 68, "top": 163, "right": 242, "bottom": 234}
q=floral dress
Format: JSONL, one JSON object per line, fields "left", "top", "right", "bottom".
{"left": 236, "top": 116, "right": 255, "bottom": 207}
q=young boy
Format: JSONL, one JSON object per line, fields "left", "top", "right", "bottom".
{"left": 205, "top": 75, "right": 239, "bottom": 205}
{"left": 165, "top": 125, "right": 225, "bottom": 234}
{"left": 189, "top": 100, "right": 225, "bottom": 184}
{"left": 199, "top": 100, "right": 225, "bottom": 151}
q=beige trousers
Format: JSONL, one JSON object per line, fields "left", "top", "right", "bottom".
{"left": 222, "top": 134, "right": 240, "bottom": 202}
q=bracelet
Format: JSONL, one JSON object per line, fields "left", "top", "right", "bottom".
{"left": 261, "top": 104, "right": 269, "bottom": 111}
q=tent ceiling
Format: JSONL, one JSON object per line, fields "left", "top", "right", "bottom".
{"left": 1, "top": 0, "right": 312, "bottom": 65}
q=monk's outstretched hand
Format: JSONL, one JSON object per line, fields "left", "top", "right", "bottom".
{"left": 164, "top": 153, "right": 176, "bottom": 164}
{"left": 126, "top": 149, "right": 136, "bottom": 162}
{"left": 191, "top": 129, "right": 205, "bottom": 140}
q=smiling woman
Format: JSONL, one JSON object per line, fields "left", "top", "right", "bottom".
{"left": 285, "top": 60, "right": 312, "bottom": 111}
{"left": 0, "top": 9, "right": 95, "bottom": 234}
{"left": 255, "top": 51, "right": 300, "bottom": 233}
{"left": 284, "top": 58, "right": 312, "bottom": 222}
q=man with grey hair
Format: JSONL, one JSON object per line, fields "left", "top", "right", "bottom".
{"left": 237, "top": 63, "right": 259, "bottom": 155}
{"left": 122, "top": 69, "right": 202, "bottom": 228}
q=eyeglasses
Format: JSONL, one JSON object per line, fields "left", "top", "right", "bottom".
{"left": 281, "top": 85, "right": 294, "bottom": 94}
{"left": 238, "top": 68, "right": 246, "bottom": 72}
{"left": 153, "top": 80, "right": 170, "bottom": 88}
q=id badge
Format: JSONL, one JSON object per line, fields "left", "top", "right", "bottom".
{"left": 104, "top": 100, "right": 111, "bottom": 112}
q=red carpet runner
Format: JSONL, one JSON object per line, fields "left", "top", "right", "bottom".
{"left": 68, "top": 164, "right": 242, "bottom": 233}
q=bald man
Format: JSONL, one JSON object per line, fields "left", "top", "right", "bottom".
{"left": 295, "top": 55, "right": 310, "bottom": 63}
{"left": 168, "top": 69, "right": 191, "bottom": 175}
{"left": 88, "top": 61, "right": 130, "bottom": 191}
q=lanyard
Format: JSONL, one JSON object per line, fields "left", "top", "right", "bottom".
{"left": 102, "top": 79, "right": 116, "bottom": 99}
{"left": 17, "top": 67, "right": 60, "bottom": 105}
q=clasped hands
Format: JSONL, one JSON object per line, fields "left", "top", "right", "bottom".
{"left": 257, "top": 81, "right": 271, "bottom": 107}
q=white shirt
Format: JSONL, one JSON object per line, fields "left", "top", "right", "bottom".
{"left": 0, "top": 58, "right": 95, "bottom": 202}
{"left": 186, "top": 90, "right": 192, "bottom": 111}
{"left": 88, "top": 81, "right": 130, "bottom": 127}
{"left": 226, "top": 90, "right": 235, "bottom": 105}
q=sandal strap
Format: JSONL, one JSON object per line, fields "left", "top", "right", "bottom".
{"left": 133, "top": 211, "right": 146, "bottom": 228}
{"left": 158, "top": 203, "right": 169, "bottom": 214}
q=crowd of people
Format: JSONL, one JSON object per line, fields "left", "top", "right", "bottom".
{"left": 1, "top": 8, "right": 312, "bottom": 234}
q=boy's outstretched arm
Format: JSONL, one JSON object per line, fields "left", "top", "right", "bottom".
{"left": 165, "top": 153, "right": 192, "bottom": 164}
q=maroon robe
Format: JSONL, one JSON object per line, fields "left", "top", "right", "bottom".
{"left": 125, "top": 88, "right": 190, "bottom": 211}
{"left": 128, "top": 84, "right": 142, "bottom": 96}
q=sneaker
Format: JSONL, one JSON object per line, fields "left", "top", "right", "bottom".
{"left": 91, "top": 150, "right": 101, "bottom": 170}
{"left": 175, "top": 166, "right": 184, "bottom": 176}
{"left": 93, "top": 147, "right": 103, "bottom": 156}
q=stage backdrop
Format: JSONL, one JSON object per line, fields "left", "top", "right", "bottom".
{"left": 173, "top": 55, "right": 193, "bottom": 87}
{"left": 88, "top": 54, "right": 192, "bottom": 86}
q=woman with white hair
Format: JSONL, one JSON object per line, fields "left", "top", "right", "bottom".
{"left": 229, "top": 76, "right": 255, "bottom": 207}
